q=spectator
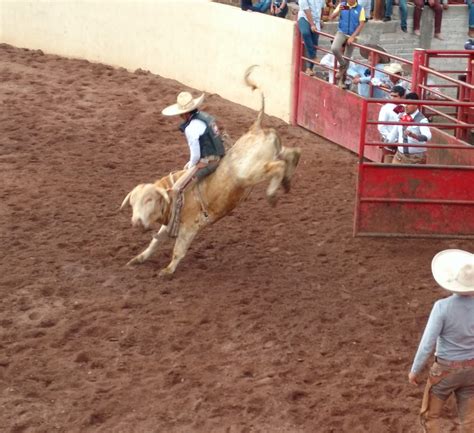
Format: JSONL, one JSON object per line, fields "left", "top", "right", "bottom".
{"left": 389, "top": 92, "right": 431, "bottom": 164}
{"left": 377, "top": 85, "right": 406, "bottom": 163}
{"left": 383, "top": 0, "right": 407, "bottom": 33}
{"left": 329, "top": 0, "right": 366, "bottom": 88}
{"left": 298, "top": 0, "right": 325, "bottom": 75}
{"left": 270, "top": 0, "right": 288, "bottom": 17}
{"left": 359, "top": 0, "right": 372, "bottom": 21}
{"left": 413, "top": 0, "right": 448, "bottom": 40}
{"left": 350, "top": 44, "right": 391, "bottom": 98}
{"left": 322, "top": 0, "right": 336, "bottom": 21}
{"left": 241, "top": 0, "right": 271, "bottom": 12}
{"left": 318, "top": 52, "right": 338, "bottom": 83}
{"left": 379, "top": 62, "right": 410, "bottom": 93}
{"left": 468, "top": 0, "right": 474, "bottom": 38}
{"left": 408, "top": 249, "right": 474, "bottom": 433}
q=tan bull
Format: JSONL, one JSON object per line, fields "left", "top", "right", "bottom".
{"left": 121, "top": 66, "right": 301, "bottom": 276}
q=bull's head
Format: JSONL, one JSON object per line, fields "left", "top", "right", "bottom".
{"left": 120, "top": 183, "right": 170, "bottom": 230}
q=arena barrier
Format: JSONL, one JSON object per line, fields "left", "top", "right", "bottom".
{"left": 291, "top": 32, "right": 474, "bottom": 238}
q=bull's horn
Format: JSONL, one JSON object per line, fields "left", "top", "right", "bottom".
{"left": 120, "top": 191, "right": 132, "bottom": 210}
{"left": 156, "top": 186, "right": 170, "bottom": 204}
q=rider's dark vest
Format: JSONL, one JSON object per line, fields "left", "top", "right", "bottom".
{"left": 180, "top": 111, "right": 225, "bottom": 158}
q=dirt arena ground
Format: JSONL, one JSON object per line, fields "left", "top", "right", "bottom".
{"left": 1, "top": 43, "right": 471, "bottom": 433}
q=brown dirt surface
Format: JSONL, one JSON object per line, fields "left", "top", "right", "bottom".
{"left": 0, "top": 43, "right": 469, "bottom": 433}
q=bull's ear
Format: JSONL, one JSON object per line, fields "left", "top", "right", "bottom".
{"left": 155, "top": 187, "right": 170, "bottom": 204}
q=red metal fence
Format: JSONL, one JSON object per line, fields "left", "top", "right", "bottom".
{"left": 292, "top": 30, "right": 474, "bottom": 238}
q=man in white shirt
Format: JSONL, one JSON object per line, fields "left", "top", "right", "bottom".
{"left": 162, "top": 91, "right": 225, "bottom": 236}
{"left": 377, "top": 85, "right": 406, "bottom": 163}
{"left": 298, "top": 0, "right": 324, "bottom": 75}
{"left": 388, "top": 92, "right": 431, "bottom": 165}
{"left": 409, "top": 249, "right": 474, "bottom": 432}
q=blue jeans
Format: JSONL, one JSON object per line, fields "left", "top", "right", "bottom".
{"left": 385, "top": 0, "right": 407, "bottom": 30}
{"left": 298, "top": 18, "right": 319, "bottom": 70}
{"left": 241, "top": 0, "right": 271, "bottom": 12}
{"left": 468, "top": 0, "right": 474, "bottom": 28}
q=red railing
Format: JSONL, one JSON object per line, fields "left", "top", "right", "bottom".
{"left": 293, "top": 31, "right": 474, "bottom": 237}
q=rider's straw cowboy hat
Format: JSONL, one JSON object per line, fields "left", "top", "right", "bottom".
{"left": 384, "top": 62, "right": 404, "bottom": 75}
{"left": 162, "top": 91, "right": 205, "bottom": 116}
{"left": 432, "top": 249, "right": 474, "bottom": 295}
{"left": 359, "top": 44, "right": 390, "bottom": 64}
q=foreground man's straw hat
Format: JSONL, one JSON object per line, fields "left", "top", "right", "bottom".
{"left": 432, "top": 249, "right": 474, "bottom": 295}
{"left": 162, "top": 91, "right": 205, "bottom": 116}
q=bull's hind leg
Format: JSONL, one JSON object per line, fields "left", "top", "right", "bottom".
{"left": 159, "top": 225, "right": 199, "bottom": 277}
{"left": 280, "top": 147, "right": 301, "bottom": 193}
{"left": 264, "top": 160, "right": 286, "bottom": 206}
{"left": 126, "top": 225, "right": 168, "bottom": 266}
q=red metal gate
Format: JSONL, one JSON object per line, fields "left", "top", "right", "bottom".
{"left": 292, "top": 31, "right": 474, "bottom": 238}
{"left": 355, "top": 99, "right": 474, "bottom": 238}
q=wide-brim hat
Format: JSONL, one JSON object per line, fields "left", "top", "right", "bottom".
{"left": 162, "top": 91, "right": 205, "bottom": 116}
{"left": 359, "top": 44, "right": 390, "bottom": 64}
{"left": 432, "top": 249, "right": 474, "bottom": 294}
{"left": 384, "top": 62, "right": 404, "bottom": 75}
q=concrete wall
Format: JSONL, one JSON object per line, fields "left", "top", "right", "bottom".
{"left": 0, "top": 0, "right": 295, "bottom": 121}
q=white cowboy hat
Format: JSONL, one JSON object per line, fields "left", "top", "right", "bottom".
{"left": 384, "top": 63, "right": 403, "bottom": 75}
{"left": 432, "top": 249, "right": 474, "bottom": 294}
{"left": 162, "top": 91, "right": 205, "bottom": 116}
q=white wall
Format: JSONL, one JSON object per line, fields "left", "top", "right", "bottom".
{"left": 0, "top": 0, "right": 296, "bottom": 121}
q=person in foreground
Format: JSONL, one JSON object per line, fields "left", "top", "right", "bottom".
{"left": 162, "top": 91, "right": 225, "bottom": 237}
{"left": 409, "top": 249, "right": 474, "bottom": 432}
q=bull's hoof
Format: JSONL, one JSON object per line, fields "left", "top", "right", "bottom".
{"left": 126, "top": 255, "right": 144, "bottom": 266}
{"left": 267, "top": 194, "right": 278, "bottom": 207}
{"left": 282, "top": 178, "right": 291, "bottom": 193}
{"left": 159, "top": 268, "right": 174, "bottom": 279}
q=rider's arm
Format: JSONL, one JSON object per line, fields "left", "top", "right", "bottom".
{"left": 184, "top": 119, "right": 206, "bottom": 167}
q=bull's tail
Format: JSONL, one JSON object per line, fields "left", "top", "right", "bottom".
{"left": 244, "top": 65, "right": 264, "bottom": 131}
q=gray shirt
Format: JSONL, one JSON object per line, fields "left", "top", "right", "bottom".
{"left": 411, "top": 294, "right": 474, "bottom": 374}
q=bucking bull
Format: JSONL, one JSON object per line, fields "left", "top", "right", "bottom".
{"left": 120, "top": 66, "right": 301, "bottom": 276}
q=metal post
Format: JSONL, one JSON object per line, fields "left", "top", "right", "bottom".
{"left": 358, "top": 99, "right": 368, "bottom": 162}
{"left": 290, "top": 25, "right": 303, "bottom": 126}
{"left": 412, "top": 49, "right": 426, "bottom": 96}
{"left": 354, "top": 99, "right": 369, "bottom": 237}
{"left": 373, "top": 0, "right": 384, "bottom": 20}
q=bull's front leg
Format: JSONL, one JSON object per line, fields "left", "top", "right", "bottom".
{"left": 280, "top": 147, "right": 301, "bottom": 193}
{"left": 159, "top": 224, "right": 199, "bottom": 277}
{"left": 126, "top": 225, "right": 168, "bottom": 266}
{"left": 264, "top": 160, "right": 286, "bottom": 206}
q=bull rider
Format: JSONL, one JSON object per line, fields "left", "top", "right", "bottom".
{"left": 161, "top": 91, "right": 226, "bottom": 237}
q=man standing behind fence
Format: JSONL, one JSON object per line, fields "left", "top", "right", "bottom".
{"left": 298, "top": 0, "right": 324, "bottom": 76}
{"left": 329, "top": 0, "right": 366, "bottom": 88}
{"left": 378, "top": 85, "right": 406, "bottom": 163}
{"left": 388, "top": 92, "right": 431, "bottom": 165}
